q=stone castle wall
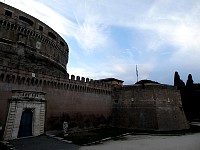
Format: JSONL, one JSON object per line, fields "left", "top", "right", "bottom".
{"left": 0, "top": 2, "right": 113, "bottom": 139}
{"left": 0, "top": 65, "right": 112, "bottom": 138}
{"left": 0, "top": 2, "right": 189, "bottom": 139}
{"left": 0, "top": 2, "right": 68, "bottom": 76}
{"left": 112, "top": 84, "right": 189, "bottom": 131}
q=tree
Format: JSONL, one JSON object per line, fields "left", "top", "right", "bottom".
{"left": 186, "top": 74, "right": 193, "bottom": 89}
{"left": 174, "top": 71, "right": 180, "bottom": 87}
{"left": 174, "top": 71, "right": 185, "bottom": 90}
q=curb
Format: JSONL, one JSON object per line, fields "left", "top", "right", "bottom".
{"left": 0, "top": 140, "right": 16, "bottom": 150}
{"left": 45, "top": 133, "right": 72, "bottom": 144}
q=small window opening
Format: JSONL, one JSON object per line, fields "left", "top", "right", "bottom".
{"left": 60, "top": 41, "right": 65, "bottom": 46}
{"left": 180, "top": 107, "right": 183, "bottom": 111}
{"left": 39, "top": 25, "right": 43, "bottom": 31}
{"left": 5, "top": 10, "right": 12, "bottom": 17}
{"left": 48, "top": 31, "right": 56, "bottom": 40}
{"left": 114, "top": 100, "right": 118, "bottom": 103}
{"left": 19, "top": 16, "right": 34, "bottom": 26}
{"left": 113, "top": 87, "right": 117, "bottom": 91}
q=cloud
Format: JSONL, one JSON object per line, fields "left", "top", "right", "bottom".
{"left": 5, "top": 0, "right": 109, "bottom": 53}
{"left": 4, "top": 0, "right": 200, "bottom": 84}
{"left": 73, "top": 18, "right": 108, "bottom": 53}
{"left": 4, "top": 0, "right": 77, "bottom": 37}
{"left": 67, "top": 50, "right": 156, "bottom": 84}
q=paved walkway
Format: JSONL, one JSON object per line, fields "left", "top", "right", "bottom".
{"left": 2, "top": 123, "right": 200, "bottom": 150}
{"left": 7, "top": 135, "right": 79, "bottom": 150}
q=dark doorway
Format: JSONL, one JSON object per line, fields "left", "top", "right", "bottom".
{"left": 18, "top": 109, "right": 33, "bottom": 138}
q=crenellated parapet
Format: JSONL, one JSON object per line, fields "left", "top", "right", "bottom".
{"left": 0, "top": 2, "right": 113, "bottom": 139}
{"left": 124, "top": 83, "right": 177, "bottom": 90}
{"left": 111, "top": 83, "right": 180, "bottom": 110}
{"left": 0, "top": 65, "right": 111, "bottom": 95}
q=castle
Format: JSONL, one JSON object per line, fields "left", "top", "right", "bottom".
{"left": 0, "top": 2, "right": 189, "bottom": 140}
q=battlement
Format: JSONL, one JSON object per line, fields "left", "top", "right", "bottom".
{"left": 123, "top": 83, "right": 177, "bottom": 90}
{"left": 113, "top": 83, "right": 182, "bottom": 108}
{"left": 0, "top": 65, "right": 111, "bottom": 95}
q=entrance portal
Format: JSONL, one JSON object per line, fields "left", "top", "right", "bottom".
{"left": 3, "top": 90, "right": 46, "bottom": 140}
{"left": 18, "top": 109, "right": 33, "bottom": 138}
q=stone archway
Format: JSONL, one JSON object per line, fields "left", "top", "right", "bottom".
{"left": 3, "top": 90, "right": 46, "bottom": 140}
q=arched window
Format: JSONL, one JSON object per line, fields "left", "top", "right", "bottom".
{"left": 39, "top": 25, "right": 43, "bottom": 31}
{"left": 60, "top": 41, "right": 65, "bottom": 46}
{"left": 48, "top": 32, "right": 56, "bottom": 40}
{"left": 19, "top": 16, "right": 34, "bottom": 26}
{"left": 0, "top": 73, "right": 4, "bottom": 82}
{"left": 5, "top": 10, "right": 12, "bottom": 17}
{"left": 6, "top": 75, "right": 10, "bottom": 83}
{"left": 11, "top": 75, "right": 15, "bottom": 83}
{"left": 21, "top": 77, "right": 25, "bottom": 84}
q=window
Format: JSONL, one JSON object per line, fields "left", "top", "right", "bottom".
{"left": 39, "top": 25, "right": 43, "bottom": 31}
{"left": 19, "top": 16, "right": 34, "bottom": 26}
{"left": 113, "top": 87, "right": 117, "bottom": 91}
{"left": 48, "top": 31, "right": 56, "bottom": 40}
{"left": 60, "top": 41, "right": 65, "bottom": 46}
{"left": 36, "top": 41, "right": 41, "bottom": 49}
{"left": 114, "top": 100, "right": 119, "bottom": 103}
{"left": 5, "top": 10, "right": 12, "bottom": 17}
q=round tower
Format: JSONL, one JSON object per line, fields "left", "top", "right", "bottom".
{"left": 0, "top": 2, "right": 69, "bottom": 77}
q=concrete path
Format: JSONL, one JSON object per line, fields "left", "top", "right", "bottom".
{"left": 7, "top": 135, "right": 79, "bottom": 150}
{"left": 80, "top": 133, "right": 200, "bottom": 150}
{"left": 3, "top": 124, "right": 200, "bottom": 150}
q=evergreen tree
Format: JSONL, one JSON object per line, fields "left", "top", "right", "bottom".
{"left": 173, "top": 72, "right": 187, "bottom": 117}
{"left": 186, "top": 74, "right": 195, "bottom": 119}
{"left": 174, "top": 71, "right": 185, "bottom": 90}
{"left": 174, "top": 71, "right": 180, "bottom": 87}
{"left": 186, "top": 74, "right": 193, "bottom": 89}
{"left": 179, "top": 79, "right": 185, "bottom": 90}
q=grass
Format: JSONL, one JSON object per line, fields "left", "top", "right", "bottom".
{"left": 60, "top": 125, "right": 200, "bottom": 145}
{"left": 63, "top": 127, "right": 134, "bottom": 145}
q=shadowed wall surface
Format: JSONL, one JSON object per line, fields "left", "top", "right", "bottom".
{"left": 111, "top": 83, "right": 189, "bottom": 130}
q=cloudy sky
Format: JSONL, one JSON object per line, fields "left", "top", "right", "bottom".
{"left": 2, "top": 0, "right": 200, "bottom": 85}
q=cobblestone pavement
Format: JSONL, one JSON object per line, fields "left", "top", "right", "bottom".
{"left": 6, "top": 135, "right": 79, "bottom": 150}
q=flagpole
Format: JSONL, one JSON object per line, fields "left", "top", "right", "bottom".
{"left": 136, "top": 65, "right": 138, "bottom": 82}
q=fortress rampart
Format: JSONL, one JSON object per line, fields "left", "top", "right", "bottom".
{"left": 0, "top": 64, "right": 112, "bottom": 139}
{"left": 0, "top": 65, "right": 111, "bottom": 94}
{"left": 0, "top": 2, "right": 113, "bottom": 140}
{"left": 112, "top": 83, "right": 189, "bottom": 131}
{"left": 0, "top": 2, "right": 68, "bottom": 76}
{"left": 0, "top": 2, "right": 189, "bottom": 140}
